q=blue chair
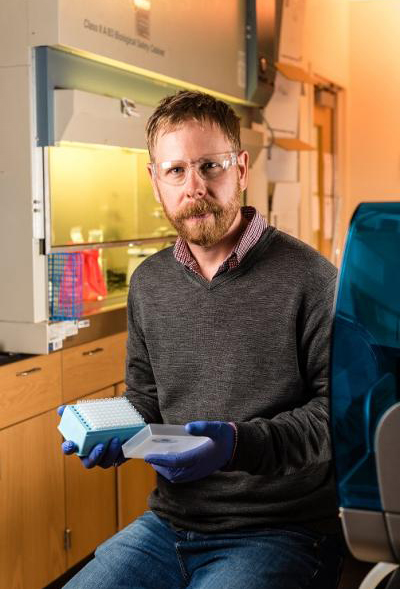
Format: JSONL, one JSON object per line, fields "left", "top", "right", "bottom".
{"left": 331, "top": 203, "right": 400, "bottom": 588}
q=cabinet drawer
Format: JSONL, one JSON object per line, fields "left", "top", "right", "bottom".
{"left": 0, "top": 353, "right": 62, "bottom": 429}
{"left": 62, "top": 332, "right": 127, "bottom": 402}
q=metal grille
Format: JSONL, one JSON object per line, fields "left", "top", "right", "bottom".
{"left": 48, "top": 253, "right": 83, "bottom": 320}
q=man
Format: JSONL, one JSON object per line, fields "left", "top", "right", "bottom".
{"left": 61, "top": 90, "right": 343, "bottom": 588}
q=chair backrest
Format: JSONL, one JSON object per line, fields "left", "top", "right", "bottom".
{"left": 364, "top": 372, "right": 396, "bottom": 454}
{"left": 331, "top": 202, "right": 400, "bottom": 513}
{"left": 330, "top": 202, "right": 400, "bottom": 565}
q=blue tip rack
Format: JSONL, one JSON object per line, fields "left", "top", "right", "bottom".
{"left": 58, "top": 397, "right": 146, "bottom": 456}
{"left": 48, "top": 252, "right": 83, "bottom": 320}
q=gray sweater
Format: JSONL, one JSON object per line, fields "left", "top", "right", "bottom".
{"left": 125, "top": 227, "right": 339, "bottom": 533}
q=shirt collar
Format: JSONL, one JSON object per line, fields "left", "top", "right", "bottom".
{"left": 173, "top": 206, "right": 267, "bottom": 275}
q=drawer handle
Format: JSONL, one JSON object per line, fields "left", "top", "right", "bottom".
{"left": 82, "top": 347, "right": 104, "bottom": 357}
{"left": 16, "top": 367, "right": 42, "bottom": 377}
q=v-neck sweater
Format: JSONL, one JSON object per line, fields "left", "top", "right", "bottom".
{"left": 125, "top": 226, "right": 339, "bottom": 533}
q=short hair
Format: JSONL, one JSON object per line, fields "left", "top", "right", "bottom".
{"left": 145, "top": 90, "right": 241, "bottom": 159}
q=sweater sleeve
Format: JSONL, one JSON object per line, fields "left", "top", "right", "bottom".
{"left": 226, "top": 276, "right": 336, "bottom": 477}
{"left": 123, "top": 278, "right": 163, "bottom": 424}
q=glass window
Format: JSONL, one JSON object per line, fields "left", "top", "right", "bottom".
{"left": 48, "top": 242, "right": 174, "bottom": 319}
{"left": 48, "top": 143, "right": 176, "bottom": 247}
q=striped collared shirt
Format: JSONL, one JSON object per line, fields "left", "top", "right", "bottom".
{"left": 173, "top": 206, "right": 267, "bottom": 278}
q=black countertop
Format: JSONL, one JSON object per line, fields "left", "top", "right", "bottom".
{"left": 0, "top": 352, "right": 34, "bottom": 366}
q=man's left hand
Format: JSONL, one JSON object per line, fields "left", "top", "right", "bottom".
{"left": 144, "top": 421, "right": 235, "bottom": 483}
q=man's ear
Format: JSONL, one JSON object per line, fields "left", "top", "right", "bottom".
{"left": 237, "top": 150, "right": 249, "bottom": 192}
{"left": 147, "top": 163, "right": 161, "bottom": 203}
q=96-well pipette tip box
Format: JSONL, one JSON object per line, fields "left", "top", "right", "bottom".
{"left": 58, "top": 396, "right": 146, "bottom": 456}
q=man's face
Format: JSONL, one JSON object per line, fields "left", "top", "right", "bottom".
{"left": 148, "top": 120, "right": 248, "bottom": 247}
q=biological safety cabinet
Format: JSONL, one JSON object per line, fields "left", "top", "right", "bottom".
{"left": 0, "top": 0, "right": 279, "bottom": 354}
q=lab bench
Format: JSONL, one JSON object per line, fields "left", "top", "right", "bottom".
{"left": 0, "top": 326, "right": 156, "bottom": 589}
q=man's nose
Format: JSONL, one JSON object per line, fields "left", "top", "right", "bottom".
{"left": 184, "top": 166, "right": 207, "bottom": 199}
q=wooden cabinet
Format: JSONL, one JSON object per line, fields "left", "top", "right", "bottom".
{"left": 62, "top": 332, "right": 127, "bottom": 402}
{"left": 115, "top": 382, "right": 157, "bottom": 530}
{"left": 64, "top": 387, "right": 118, "bottom": 568}
{"left": 0, "top": 331, "right": 157, "bottom": 588}
{"left": 0, "top": 410, "right": 65, "bottom": 589}
{"left": 117, "top": 458, "right": 157, "bottom": 531}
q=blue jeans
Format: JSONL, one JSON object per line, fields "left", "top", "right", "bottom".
{"left": 64, "top": 511, "right": 344, "bottom": 589}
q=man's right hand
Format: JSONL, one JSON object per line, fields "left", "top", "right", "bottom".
{"left": 57, "top": 405, "right": 127, "bottom": 469}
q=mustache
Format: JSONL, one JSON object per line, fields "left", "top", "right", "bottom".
{"left": 175, "top": 199, "right": 223, "bottom": 221}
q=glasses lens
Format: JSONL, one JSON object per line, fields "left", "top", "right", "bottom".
{"left": 198, "top": 156, "right": 229, "bottom": 180}
{"left": 155, "top": 153, "right": 236, "bottom": 186}
{"left": 157, "top": 161, "right": 187, "bottom": 185}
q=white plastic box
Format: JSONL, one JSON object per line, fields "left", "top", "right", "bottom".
{"left": 122, "top": 424, "right": 209, "bottom": 459}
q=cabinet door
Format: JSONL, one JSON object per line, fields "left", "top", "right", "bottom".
{"left": 64, "top": 387, "right": 118, "bottom": 568}
{"left": 0, "top": 410, "right": 66, "bottom": 589}
{"left": 62, "top": 332, "right": 127, "bottom": 402}
{"left": 115, "top": 382, "right": 156, "bottom": 530}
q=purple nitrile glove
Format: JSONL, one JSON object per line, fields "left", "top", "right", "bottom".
{"left": 144, "top": 421, "right": 235, "bottom": 483}
{"left": 57, "top": 405, "right": 127, "bottom": 469}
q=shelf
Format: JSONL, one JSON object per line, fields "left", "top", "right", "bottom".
{"left": 275, "top": 62, "right": 315, "bottom": 84}
{"left": 274, "top": 137, "right": 315, "bottom": 151}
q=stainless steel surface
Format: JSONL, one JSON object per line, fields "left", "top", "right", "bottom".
{"left": 50, "top": 236, "right": 175, "bottom": 253}
{"left": 61, "top": 305, "right": 127, "bottom": 350}
{"left": 0, "top": 305, "right": 127, "bottom": 359}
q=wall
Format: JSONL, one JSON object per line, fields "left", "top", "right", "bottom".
{"left": 303, "top": 0, "right": 350, "bottom": 86}
{"left": 302, "top": 0, "right": 400, "bottom": 257}
{"left": 297, "top": 0, "right": 350, "bottom": 254}
{"left": 348, "top": 0, "right": 400, "bottom": 224}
